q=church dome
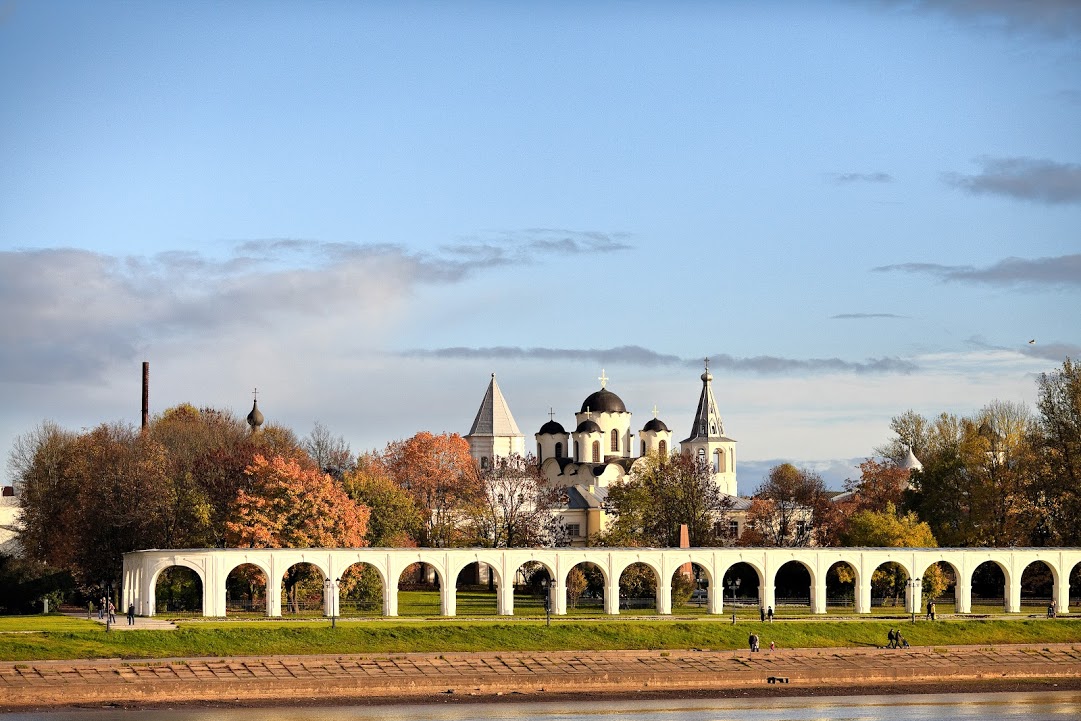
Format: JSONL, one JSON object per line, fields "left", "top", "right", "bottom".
{"left": 539, "top": 419, "right": 567, "bottom": 435}
{"left": 580, "top": 388, "right": 627, "bottom": 414}
{"left": 575, "top": 419, "right": 602, "bottom": 434}
{"left": 642, "top": 418, "right": 669, "bottom": 433}
{"left": 246, "top": 400, "right": 264, "bottom": 429}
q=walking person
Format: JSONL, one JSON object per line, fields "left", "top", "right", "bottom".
{"left": 760, "top": 607, "right": 766, "bottom": 622}
{"left": 127, "top": 603, "right": 135, "bottom": 626}
{"left": 749, "top": 632, "right": 756, "bottom": 652}
{"left": 767, "top": 606, "right": 774, "bottom": 622}
{"left": 107, "top": 600, "right": 116, "bottom": 624}
{"left": 926, "top": 599, "right": 933, "bottom": 621}
{"left": 98, "top": 596, "right": 105, "bottom": 620}
{"left": 930, "top": 601, "right": 936, "bottom": 621}
{"left": 886, "top": 628, "right": 896, "bottom": 649}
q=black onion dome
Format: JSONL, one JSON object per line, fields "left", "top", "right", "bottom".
{"left": 538, "top": 419, "right": 567, "bottom": 435}
{"left": 246, "top": 400, "right": 264, "bottom": 428}
{"left": 642, "top": 418, "right": 669, "bottom": 433}
{"left": 575, "top": 419, "right": 602, "bottom": 434}
{"left": 580, "top": 388, "right": 627, "bottom": 414}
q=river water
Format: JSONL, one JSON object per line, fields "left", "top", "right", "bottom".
{"left": 5, "top": 692, "right": 1081, "bottom": 721}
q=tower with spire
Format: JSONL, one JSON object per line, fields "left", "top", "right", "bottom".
{"left": 465, "top": 373, "right": 525, "bottom": 468}
{"left": 680, "top": 359, "right": 737, "bottom": 496}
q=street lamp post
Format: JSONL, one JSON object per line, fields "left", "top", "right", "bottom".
{"left": 726, "top": 577, "right": 741, "bottom": 623}
{"left": 542, "top": 578, "right": 551, "bottom": 627}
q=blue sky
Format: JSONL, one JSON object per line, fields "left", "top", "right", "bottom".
{"left": 2, "top": 1, "right": 1079, "bottom": 492}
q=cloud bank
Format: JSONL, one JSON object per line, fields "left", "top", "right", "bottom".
{"left": 942, "top": 157, "right": 1081, "bottom": 204}
{"left": 873, "top": 253, "right": 1081, "bottom": 288}
{"left": 831, "top": 172, "right": 893, "bottom": 184}
{"left": 403, "top": 345, "right": 918, "bottom": 375}
{"left": 892, "top": 0, "right": 1081, "bottom": 39}
{"left": 0, "top": 232, "right": 630, "bottom": 384}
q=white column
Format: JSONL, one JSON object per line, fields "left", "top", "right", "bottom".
{"left": 811, "top": 577, "right": 827, "bottom": 614}
{"left": 657, "top": 578, "right": 672, "bottom": 615}
{"left": 1055, "top": 562, "right": 1071, "bottom": 615}
{"left": 906, "top": 580, "right": 922, "bottom": 615}
{"left": 1006, "top": 572, "right": 1022, "bottom": 613}
{"left": 552, "top": 581, "right": 567, "bottom": 615}
{"left": 957, "top": 574, "right": 972, "bottom": 614}
{"left": 856, "top": 567, "right": 872, "bottom": 615}
{"left": 604, "top": 574, "right": 620, "bottom": 615}
{"left": 498, "top": 580, "right": 514, "bottom": 616}
{"left": 440, "top": 580, "right": 457, "bottom": 617}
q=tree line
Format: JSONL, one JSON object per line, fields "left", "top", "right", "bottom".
{"left": 3, "top": 358, "right": 1077, "bottom": 613}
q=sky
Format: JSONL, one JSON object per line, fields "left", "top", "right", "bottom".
{"left": 1, "top": 0, "right": 1079, "bottom": 493}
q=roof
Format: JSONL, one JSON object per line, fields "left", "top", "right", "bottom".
{"left": 575, "top": 419, "right": 602, "bottom": 434}
{"left": 682, "top": 366, "right": 728, "bottom": 443}
{"left": 538, "top": 419, "right": 567, "bottom": 435}
{"left": 642, "top": 417, "right": 669, "bottom": 432}
{"left": 580, "top": 387, "right": 627, "bottom": 414}
{"left": 466, "top": 374, "right": 523, "bottom": 438}
{"left": 565, "top": 484, "right": 607, "bottom": 510}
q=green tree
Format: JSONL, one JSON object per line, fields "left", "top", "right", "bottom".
{"left": 466, "top": 454, "right": 566, "bottom": 549}
{"left": 604, "top": 452, "right": 731, "bottom": 547}
{"left": 343, "top": 454, "right": 422, "bottom": 547}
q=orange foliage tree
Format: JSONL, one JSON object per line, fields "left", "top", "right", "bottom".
{"left": 381, "top": 432, "right": 479, "bottom": 548}
{"left": 226, "top": 454, "right": 371, "bottom": 613}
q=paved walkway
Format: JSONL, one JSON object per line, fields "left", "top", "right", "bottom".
{"left": 2, "top": 643, "right": 1080, "bottom": 709}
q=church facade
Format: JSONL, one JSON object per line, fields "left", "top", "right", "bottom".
{"left": 464, "top": 364, "right": 739, "bottom": 545}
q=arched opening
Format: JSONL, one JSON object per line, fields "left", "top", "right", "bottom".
{"left": 537, "top": 442, "right": 542, "bottom": 460}
{"left": 514, "top": 561, "right": 554, "bottom": 617}
{"left": 658, "top": 440, "right": 667, "bottom": 456}
{"left": 454, "top": 561, "right": 499, "bottom": 616}
{"left": 565, "top": 561, "right": 605, "bottom": 615}
{"left": 574, "top": 441, "right": 579, "bottom": 462}
{"left": 870, "top": 561, "right": 909, "bottom": 612}
{"left": 281, "top": 562, "right": 326, "bottom": 616}
{"left": 640, "top": 439, "right": 646, "bottom": 456}
{"left": 825, "top": 561, "right": 857, "bottom": 613}
{"left": 225, "top": 563, "right": 267, "bottom": 616}
{"left": 338, "top": 562, "right": 385, "bottom": 617}
{"left": 774, "top": 561, "right": 812, "bottom": 616}
{"left": 970, "top": 561, "right": 1007, "bottom": 614}
{"left": 671, "top": 562, "right": 711, "bottom": 614}
{"left": 555, "top": 442, "right": 563, "bottom": 459}
{"left": 153, "top": 566, "right": 202, "bottom": 617}
{"left": 712, "top": 449, "right": 721, "bottom": 473}
{"left": 921, "top": 561, "right": 957, "bottom": 615}
{"left": 1072, "top": 563, "right": 1081, "bottom": 611}
{"left": 720, "top": 562, "right": 761, "bottom": 617}
{"left": 618, "top": 562, "right": 659, "bottom": 614}
{"left": 397, "top": 562, "right": 441, "bottom": 617}
{"left": 611, "top": 429, "right": 619, "bottom": 453}
{"left": 1020, "top": 561, "right": 1054, "bottom": 612}
{"left": 591, "top": 440, "right": 600, "bottom": 463}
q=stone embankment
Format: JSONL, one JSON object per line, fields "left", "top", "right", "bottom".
{"left": 2, "top": 644, "right": 1080, "bottom": 710}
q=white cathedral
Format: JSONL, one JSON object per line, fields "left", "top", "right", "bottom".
{"left": 464, "top": 363, "right": 739, "bottom": 544}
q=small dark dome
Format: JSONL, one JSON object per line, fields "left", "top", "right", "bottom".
{"left": 246, "top": 400, "right": 264, "bottom": 429}
{"left": 580, "top": 388, "right": 627, "bottom": 414}
{"left": 575, "top": 419, "right": 602, "bottom": 434}
{"left": 642, "top": 418, "right": 669, "bottom": 433}
{"left": 538, "top": 419, "right": 567, "bottom": 435}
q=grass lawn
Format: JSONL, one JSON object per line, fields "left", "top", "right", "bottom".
{"left": 1, "top": 612, "right": 1079, "bottom": 663}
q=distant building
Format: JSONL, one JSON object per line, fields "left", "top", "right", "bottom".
{"left": 0, "top": 486, "right": 21, "bottom": 556}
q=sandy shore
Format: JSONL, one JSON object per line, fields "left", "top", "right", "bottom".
{"left": 2, "top": 643, "right": 1080, "bottom": 712}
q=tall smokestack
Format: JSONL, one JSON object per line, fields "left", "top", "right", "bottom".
{"left": 141, "top": 361, "right": 149, "bottom": 430}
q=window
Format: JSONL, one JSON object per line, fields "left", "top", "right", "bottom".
{"left": 713, "top": 449, "right": 721, "bottom": 473}
{"left": 591, "top": 440, "right": 600, "bottom": 463}
{"left": 566, "top": 523, "right": 581, "bottom": 538}
{"left": 574, "top": 441, "right": 579, "bottom": 462}
{"left": 697, "top": 448, "right": 706, "bottom": 464}
{"left": 611, "top": 429, "right": 619, "bottom": 453}
{"left": 555, "top": 442, "right": 563, "bottom": 459}
{"left": 537, "top": 442, "right": 542, "bottom": 461}
{"left": 481, "top": 456, "right": 489, "bottom": 469}
{"left": 729, "top": 520, "right": 740, "bottom": 538}
{"left": 658, "top": 440, "right": 667, "bottom": 456}
{"left": 796, "top": 520, "right": 807, "bottom": 538}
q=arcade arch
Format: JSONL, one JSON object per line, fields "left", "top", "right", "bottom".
{"left": 225, "top": 562, "right": 268, "bottom": 616}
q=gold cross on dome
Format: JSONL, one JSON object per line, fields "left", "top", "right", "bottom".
{"left": 652, "top": 404, "right": 658, "bottom": 418}
{"left": 598, "top": 368, "right": 608, "bottom": 389}
{"left": 704, "top": 357, "right": 710, "bottom": 371}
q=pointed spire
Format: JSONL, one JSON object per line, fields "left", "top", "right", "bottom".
{"left": 683, "top": 360, "right": 724, "bottom": 442}
{"left": 467, "top": 373, "right": 523, "bottom": 437}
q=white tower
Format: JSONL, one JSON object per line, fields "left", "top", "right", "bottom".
{"left": 680, "top": 359, "right": 737, "bottom": 496}
{"left": 465, "top": 373, "right": 525, "bottom": 468}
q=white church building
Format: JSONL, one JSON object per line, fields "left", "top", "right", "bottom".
{"left": 464, "top": 363, "right": 739, "bottom": 545}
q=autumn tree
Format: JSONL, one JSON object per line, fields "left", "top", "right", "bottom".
{"left": 465, "top": 453, "right": 566, "bottom": 549}
{"left": 839, "top": 502, "right": 946, "bottom": 600}
{"left": 302, "top": 421, "right": 355, "bottom": 479}
{"left": 343, "top": 453, "right": 422, "bottom": 547}
{"left": 381, "top": 432, "right": 479, "bottom": 547}
{"left": 603, "top": 452, "right": 731, "bottom": 547}
{"left": 740, "top": 463, "right": 828, "bottom": 547}
{"left": 1032, "top": 358, "right": 1081, "bottom": 544}
{"left": 226, "top": 454, "right": 370, "bottom": 612}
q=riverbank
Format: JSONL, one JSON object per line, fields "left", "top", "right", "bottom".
{"left": 2, "top": 643, "right": 1080, "bottom": 712}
